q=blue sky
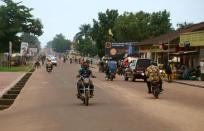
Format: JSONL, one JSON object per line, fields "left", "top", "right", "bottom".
{"left": 7, "top": 0, "right": 204, "bottom": 47}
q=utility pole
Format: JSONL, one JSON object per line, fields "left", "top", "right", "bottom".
{"left": 9, "top": 41, "right": 12, "bottom": 68}
{"left": 168, "top": 39, "right": 170, "bottom": 62}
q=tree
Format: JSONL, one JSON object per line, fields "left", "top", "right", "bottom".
{"left": 0, "top": 0, "right": 43, "bottom": 53}
{"left": 113, "top": 10, "right": 173, "bottom": 43}
{"left": 74, "top": 38, "right": 97, "bottom": 57}
{"left": 149, "top": 10, "right": 173, "bottom": 37}
{"left": 177, "top": 22, "right": 194, "bottom": 29}
{"left": 114, "top": 11, "right": 151, "bottom": 42}
{"left": 21, "top": 33, "right": 41, "bottom": 49}
{"left": 52, "top": 34, "right": 71, "bottom": 53}
{"left": 74, "top": 24, "right": 92, "bottom": 41}
{"left": 91, "top": 9, "right": 119, "bottom": 57}
{"left": 46, "top": 41, "right": 53, "bottom": 48}
{"left": 74, "top": 24, "right": 97, "bottom": 57}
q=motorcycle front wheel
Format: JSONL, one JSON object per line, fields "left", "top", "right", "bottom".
{"left": 85, "top": 90, "right": 89, "bottom": 106}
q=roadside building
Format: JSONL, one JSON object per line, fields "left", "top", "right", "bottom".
{"left": 137, "top": 22, "right": 204, "bottom": 67}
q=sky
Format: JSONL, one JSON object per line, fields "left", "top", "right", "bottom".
{"left": 7, "top": 0, "right": 204, "bottom": 47}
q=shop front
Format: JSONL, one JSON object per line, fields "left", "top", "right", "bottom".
{"left": 179, "top": 30, "right": 204, "bottom": 80}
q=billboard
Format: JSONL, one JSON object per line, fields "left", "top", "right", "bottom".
{"left": 105, "top": 42, "right": 139, "bottom": 58}
{"left": 20, "top": 42, "right": 28, "bottom": 56}
{"left": 29, "top": 48, "right": 38, "bottom": 56}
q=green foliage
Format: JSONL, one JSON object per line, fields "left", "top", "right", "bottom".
{"left": 74, "top": 24, "right": 97, "bottom": 57}
{"left": 74, "top": 38, "right": 97, "bottom": 57}
{"left": 51, "top": 34, "right": 71, "bottom": 53}
{"left": 46, "top": 41, "right": 53, "bottom": 48}
{"left": 75, "top": 9, "right": 174, "bottom": 58}
{"left": 177, "top": 22, "right": 194, "bottom": 29}
{"left": 149, "top": 10, "right": 173, "bottom": 37}
{"left": 91, "top": 9, "right": 119, "bottom": 57}
{"left": 74, "top": 24, "right": 92, "bottom": 41}
{"left": 114, "top": 10, "right": 173, "bottom": 42}
{"left": 0, "top": 66, "right": 32, "bottom": 72}
{"left": 114, "top": 11, "right": 151, "bottom": 42}
{"left": 21, "top": 33, "right": 41, "bottom": 49}
{"left": 0, "top": 0, "right": 43, "bottom": 53}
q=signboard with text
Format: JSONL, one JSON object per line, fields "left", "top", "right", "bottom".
{"left": 20, "top": 42, "right": 28, "bottom": 56}
{"left": 105, "top": 42, "right": 139, "bottom": 58}
{"left": 29, "top": 48, "right": 38, "bottom": 56}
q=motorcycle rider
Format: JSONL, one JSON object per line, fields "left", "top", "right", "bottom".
{"left": 77, "top": 62, "right": 96, "bottom": 97}
{"left": 106, "top": 59, "right": 117, "bottom": 78}
{"left": 70, "top": 58, "right": 72, "bottom": 64}
{"left": 145, "top": 61, "right": 163, "bottom": 93}
{"left": 63, "top": 55, "right": 66, "bottom": 63}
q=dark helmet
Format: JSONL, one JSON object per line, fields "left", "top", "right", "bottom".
{"left": 83, "top": 63, "right": 88, "bottom": 69}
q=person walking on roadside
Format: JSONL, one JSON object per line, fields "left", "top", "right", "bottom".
{"left": 165, "top": 62, "right": 172, "bottom": 82}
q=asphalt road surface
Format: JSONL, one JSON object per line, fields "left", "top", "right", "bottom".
{"left": 0, "top": 61, "right": 204, "bottom": 131}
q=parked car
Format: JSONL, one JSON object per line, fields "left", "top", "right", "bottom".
{"left": 124, "top": 58, "right": 154, "bottom": 82}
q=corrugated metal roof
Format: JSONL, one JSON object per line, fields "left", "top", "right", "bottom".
{"left": 136, "top": 22, "right": 204, "bottom": 46}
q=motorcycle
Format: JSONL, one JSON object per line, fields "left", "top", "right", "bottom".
{"left": 117, "top": 66, "right": 123, "bottom": 75}
{"left": 63, "top": 58, "right": 66, "bottom": 63}
{"left": 70, "top": 59, "right": 72, "bottom": 64}
{"left": 151, "top": 82, "right": 161, "bottom": 99}
{"left": 106, "top": 70, "right": 115, "bottom": 81}
{"left": 78, "top": 76, "right": 94, "bottom": 106}
{"left": 47, "top": 65, "right": 52, "bottom": 72}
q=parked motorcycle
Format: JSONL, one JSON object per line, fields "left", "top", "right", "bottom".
{"left": 151, "top": 82, "right": 161, "bottom": 99}
{"left": 78, "top": 76, "right": 94, "bottom": 106}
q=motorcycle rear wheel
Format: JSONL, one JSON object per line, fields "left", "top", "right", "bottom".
{"left": 153, "top": 88, "right": 160, "bottom": 99}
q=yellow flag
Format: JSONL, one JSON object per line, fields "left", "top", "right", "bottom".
{"left": 108, "top": 28, "right": 114, "bottom": 36}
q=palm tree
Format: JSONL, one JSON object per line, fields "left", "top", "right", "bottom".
{"left": 74, "top": 24, "right": 92, "bottom": 41}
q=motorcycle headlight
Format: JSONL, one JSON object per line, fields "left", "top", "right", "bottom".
{"left": 83, "top": 78, "right": 90, "bottom": 84}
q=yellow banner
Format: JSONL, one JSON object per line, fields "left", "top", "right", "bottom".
{"left": 180, "top": 30, "right": 204, "bottom": 47}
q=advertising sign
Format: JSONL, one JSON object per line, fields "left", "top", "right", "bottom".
{"left": 105, "top": 42, "right": 139, "bottom": 58}
{"left": 200, "top": 59, "right": 204, "bottom": 74}
{"left": 20, "top": 42, "right": 28, "bottom": 56}
{"left": 29, "top": 48, "right": 38, "bottom": 56}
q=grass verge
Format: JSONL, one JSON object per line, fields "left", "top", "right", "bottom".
{"left": 0, "top": 66, "right": 32, "bottom": 72}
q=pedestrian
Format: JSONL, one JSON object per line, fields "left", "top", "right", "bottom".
{"left": 90, "top": 59, "right": 93, "bottom": 65}
{"left": 165, "top": 62, "right": 172, "bottom": 82}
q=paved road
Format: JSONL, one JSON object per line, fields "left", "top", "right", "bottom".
{"left": 0, "top": 61, "right": 204, "bottom": 131}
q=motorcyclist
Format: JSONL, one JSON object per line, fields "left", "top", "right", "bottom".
{"left": 70, "top": 58, "right": 72, "bottom": 64}
{"left": 145, "top": 61, "right": 163, "bottom": 94}
{"left": 34, "top": 60, "right": 41, "bottom": 68}
{"left": 63, "top": 55, "right": 66, "bottom": 63}
{"left": 77, "top": 62, "right": 96, "bottom": 97}
{"left": 106, "top": 59, "right": 117, "bottom": 77}
{"left": 46, "top": 59, "right": 53, "bottom": 71}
